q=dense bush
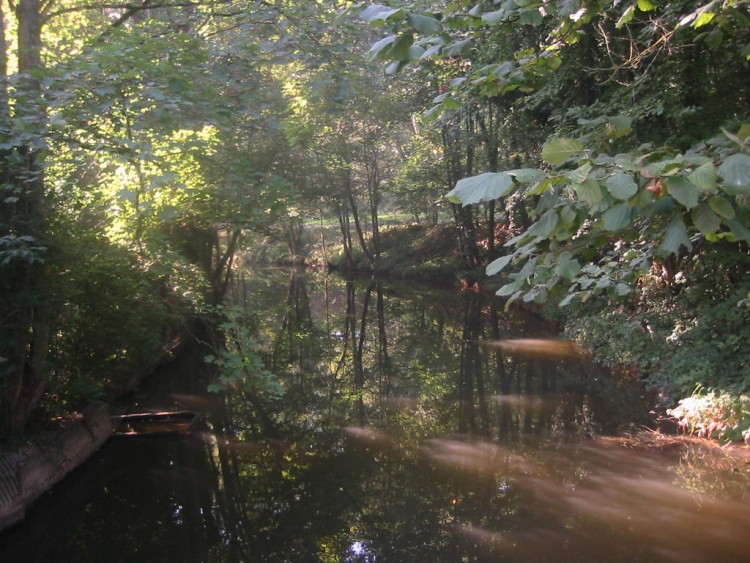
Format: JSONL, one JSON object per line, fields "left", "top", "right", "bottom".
{"left": 44, "top": 236, "right": 193, "bottom": 412}
{"left": 563, "top": 243, "right": 750, "bottom": 404}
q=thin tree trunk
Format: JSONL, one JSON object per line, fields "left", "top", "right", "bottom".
{"left": 336, "top": 202, "right": 354, "bottom": 270}
{"left": 365, "top": 145, "right": 381, "bottom": 267}
{"left": 211, "top": 227, "right": 241, "bottom": 303}
{"left": 345, "top": 169, "right": 374, "bottom": 267}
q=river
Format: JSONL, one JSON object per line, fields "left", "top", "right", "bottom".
{"left": 1, "top": 268, "right": 749, "bottom": 562}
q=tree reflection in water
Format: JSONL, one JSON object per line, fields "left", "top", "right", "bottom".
{"left": 2, "top": 268, "right": 750, "bottom": 562}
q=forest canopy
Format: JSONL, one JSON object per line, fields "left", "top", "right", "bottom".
{"left": 0, "top": 0, "right": 748, "bottom": 436}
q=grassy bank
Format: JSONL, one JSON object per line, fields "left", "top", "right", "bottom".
{"left": 245, "top": 220, "right": 469, "bottom": 287}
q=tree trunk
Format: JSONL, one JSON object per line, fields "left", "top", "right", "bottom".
{"left": 336, "top": 202, "right": 355, "bottom": 270}
{"left": 479, "top": 99, "right": 501, "bottom": 262}
{"left": 286, "top": 216, "right": 304, "bottom": 262}
{"left": 364, "top": 144, "right": 381, "bottom": 268}
{"left": 210, "top": 227, "right": 241, "bottom": 303}
{"left": 0, "top": 0, "right": 51, "bottom": 434}
{"left": 345, "top": 169, "right": 375, "bottom": 268}
{"left": 442, "top": 119, "right": 481, "bottom": 270}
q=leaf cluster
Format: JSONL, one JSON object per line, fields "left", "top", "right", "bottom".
{"left": 204, "top": 305, "right": 285, "bottom": 398}
{"left": 462, "top": 124, "right": 750, "bottom": 306}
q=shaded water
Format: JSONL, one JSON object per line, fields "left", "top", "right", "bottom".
{"left": 2, "top": 269, "right": 750, "bottom": 562}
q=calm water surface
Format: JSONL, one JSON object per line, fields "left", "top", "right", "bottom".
{"left": 2, "top": 269, "right": 750, "bottom": 562}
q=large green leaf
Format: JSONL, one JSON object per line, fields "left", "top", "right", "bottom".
{"left": 694, "top": 10, "right": 716, "bottom": 28}
{"left": 567, "top": 162, "right": 592, "bottom": 184}
{"left": 727, "top": 218, "right": 750, "bottom": 242}
{"left": 708, "top": 195, "right": 735, "bottom": 219}
{"left": 369, "top": 35, "right": 398, "bottom": 58}
{"left": 723, "top": 184, "right": 750, "bottom": 196}
{"left": 527, "top": 209, "right": 559, "bottom": 239}
{"left": 447, "top": 172, "right": 514, "bottom": 204}
{"left": 443, "top": 39, "right": 472, "bottom": 56}
{"left": 605, "top": 172, "right": 638, "bottom": 200}
{"left": 420, "top": 42, "right": 444, "bottom": 59}
{"left": 558, "top": 0, "right": 582, "bottom": 18}
{"left": 527, "top": 177, "right": 552, "bottom": 196}
{"left": 615, "top": 283, "right": 632, "bottom": 296}
{"left": 560, "top": 291, "right": 584, "bottom": 307}
{"left": 661, "top": 217, "right": 692, "bottom": 254}
{"left": 554, "top": 252, "right": 581, "bottom": 280}
{"left": 482, "top": 9, "right": 512, "bottom": 24}
{"left": 487, "top": 254, "right": 514, "bottom": 276}
{"left": 574, "top": 178, "right": 603, "bottom": 205}
{"left": 616, "top": 5, "right": 636, "bottom": 28}
{"left": 719, "top": 154, "right": 750, "bottom": 187}
{"left": 691, "top": 203, "right": 721, "bottom": 234}
{"left": 688, "top": 162, "right": 717, "bottom": 191}
{"left": 407, "top": 13, "right": 441, "bottom": 34}
{"left": 508, "top": 168, "right": 544, "bottom": 184}
{"left": 391, "top": 34, "right": 414, "bottom": 60}
{"left": 666, "top": 176, "right": 700, "bottom": 209}
{"left": 518, "top": 8, "right": 544, "bottom": 26}
{"left": 496, "top": 277, "right": 525, "bottom": 297}
{"left": 541, "top": 138, "right": 584, "bottom": 165}
{"left": 602, "top": 202, "right": 632, "bottom": 231}
{"left": 643, "top": 158, "right": 681, "bottom": 177}
{"left": 360, "top": 5, "right": 404, "bottom": 24}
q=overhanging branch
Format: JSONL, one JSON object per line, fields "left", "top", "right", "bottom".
{"left": 42, "top": 0, "right": 236, "bottom": 25}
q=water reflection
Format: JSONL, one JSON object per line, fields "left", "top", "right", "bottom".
{"left": 2, "top": 269, "right": 749, "bottom": 562}
{"left": 485, "top": 338, "right": 584, "bottom": 358}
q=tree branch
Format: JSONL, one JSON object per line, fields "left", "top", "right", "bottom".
{"left": 42, "top": 0, "right": 235, "bottom": 25}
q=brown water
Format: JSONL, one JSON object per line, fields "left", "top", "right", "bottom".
{"left": 1, "top": 269, "right": 749, "bottom": 562}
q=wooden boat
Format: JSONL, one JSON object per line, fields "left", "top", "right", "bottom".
{"left": 112, "top": 410, "right": 201, "bottom": 437}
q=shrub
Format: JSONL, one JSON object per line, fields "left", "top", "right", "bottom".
{"left": 563, "top": 244, "right": 750, "bottom": 402}
{"left": 668, "top": 388, "right": 750, "bottom": 444}
{"left": 46, "top": 237, "right": 185, "bottom": 410}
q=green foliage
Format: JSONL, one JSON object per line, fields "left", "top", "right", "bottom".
{"left": 472, "top": 125, "right": 750, "bottom": 306}
{"left": 563, "top": 244, "right": 750, "bottom": 400}
{"left": 204, "top": 305, "right": 284, "bottom": 399}
{"left": 46, "top": 234, "right": 182, "bottom": 409}
{"left": 446, "top": 171, "right": 515, "bottom": 204}
{"left": 356, "top": 0, "right": 750, "bottom": 306}
{"left": 0, "top": 235, "right": 46, "bottom": 265}
{"left": 391, "top": 129, "right": 447, "bottom": 224}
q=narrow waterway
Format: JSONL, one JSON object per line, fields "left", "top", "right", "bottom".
{"left": 2, "top": 268, "right": 750, "bottom": 562}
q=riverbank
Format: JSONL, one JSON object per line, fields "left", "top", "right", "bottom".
{"left": 0, "top": 405, "right": 113, "bottom": 531}
{"left": 0, "top": 330, "right": 190, "bottom": 533}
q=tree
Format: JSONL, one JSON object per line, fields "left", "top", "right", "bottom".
{"left": 1, "top": 0, "right": 52, "bottom": 433}
{"left": 280, "top": 26, "right": 418, "bottom": 272}
{"left": 0, "top": 0, "right": 317, "bottom": 433}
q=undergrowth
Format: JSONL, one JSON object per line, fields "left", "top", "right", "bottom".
{"left": 564, "top": 245, "right": 750, "bottom": 395}
{"left": 668, "top": 387, "right": 750, "bottom": 444}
